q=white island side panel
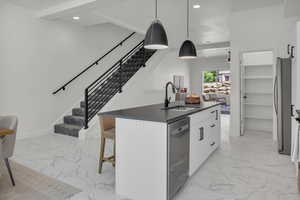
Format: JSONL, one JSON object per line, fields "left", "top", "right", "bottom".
{"left": 116, "top": 118, "right": 168, "bottom": 200}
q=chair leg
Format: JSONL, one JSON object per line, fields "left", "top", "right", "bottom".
{"left": 98, "top": 136, "right": 106, "bottom": 174}
{"left": 4, "top": 158, "right": 15, "bottom": 186}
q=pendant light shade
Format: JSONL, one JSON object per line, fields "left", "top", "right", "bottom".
{"left": 144, "top": 19, "right": 168, "bottom": 50}
{"left": 179, "top": 0, "right": 197, "bottom": 59}
{"left": 144, "top": 0, "right": 168, "bottom": 50}
{"left": 179, "top": 40, "right": 197, "bottom": 59}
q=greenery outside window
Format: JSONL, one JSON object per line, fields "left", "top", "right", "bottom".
{"left": 204, "top": 71, "right": 217, "bottom": 83}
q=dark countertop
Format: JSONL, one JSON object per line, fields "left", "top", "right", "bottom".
{"left": 98, "top": 102, "right": 222, "bottom": 123}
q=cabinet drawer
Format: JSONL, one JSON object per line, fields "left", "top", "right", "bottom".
{"left": 190, "top": 107, "right": 219, "bottom": 126}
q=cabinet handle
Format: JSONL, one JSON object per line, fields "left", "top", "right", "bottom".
{"left": 210, "top": 142, "right": 216, "bottom": 146}
{"left": 210, "top": 111, "right": 216, "bottom": 114}
{"left": 215, "top": 110, "right": 218, "bottom": 120}
{"left": 199, "top": 127, "right": 204, "bottom": 141}
{"left": 210, "top": 124, "right": 216, "bottom": 128}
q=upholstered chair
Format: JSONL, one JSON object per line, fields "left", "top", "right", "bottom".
{"left": 0, "top": 116, "right": 18, "bottom": 186}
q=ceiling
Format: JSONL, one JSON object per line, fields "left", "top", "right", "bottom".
{"left": 9, "top": 0, "right": 70, "bottom": 10}
{"left": 10, "top": 0, "right": 293, "bottom": 56}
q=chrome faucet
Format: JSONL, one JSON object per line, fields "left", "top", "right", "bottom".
{"left": 165, "top": 81, "right": 176, "bottom": 108}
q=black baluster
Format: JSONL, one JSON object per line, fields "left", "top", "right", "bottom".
{"left": 84, "top": 89, "right": 89, "bottom": 129}
{"left": 119, "top": 60, "right": 123, "bottom": 93}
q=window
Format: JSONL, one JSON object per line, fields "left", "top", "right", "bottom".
{"left": 203, "top": 71, "right": 217, "bottom": 83}
{"left": 202, "top": 70, "right": 231, "bottom": 95}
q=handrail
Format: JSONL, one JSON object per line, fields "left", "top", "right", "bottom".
{"left": 52, "top": 32, "right": 136, "bottom": 95}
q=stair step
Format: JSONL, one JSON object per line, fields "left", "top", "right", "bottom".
{"left": 72, "top": 108, "right": 85, "bottom": 117}
{"left": 64, "top": 115, "right": 85, "bottom": 126}
{"left": 54, "top": 123, "right": 82, "bottom": 137}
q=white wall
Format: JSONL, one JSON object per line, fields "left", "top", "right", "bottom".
{"left": 229, "top": 5, "right": 299, "bottom": 137}
{"left": 188, "top": 56, "right": 230, "bottom": 96}
{"left": 0, "top": 2, "right": 143, "bottom": 138}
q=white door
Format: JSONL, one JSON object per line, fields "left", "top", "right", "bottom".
{"left": 240, "top": 51, "right": 274, "bottom": 136}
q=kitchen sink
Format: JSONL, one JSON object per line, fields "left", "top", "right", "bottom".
{"left": 162, "top": 106, "right": 197, "bottom": 112}
{"left": 172, "top": 107, "right": 196, "bottom": 112}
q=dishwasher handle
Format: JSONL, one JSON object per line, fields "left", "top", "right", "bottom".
{"left": 170, "top": 124, "right": 189, "bottom": 137}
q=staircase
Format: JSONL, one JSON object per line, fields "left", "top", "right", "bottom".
{"left": 54, "top": 39, "right": 156, "bottom": 137}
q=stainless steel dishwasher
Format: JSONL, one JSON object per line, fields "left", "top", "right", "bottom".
{"left": 167, "top": 117, "right": 190, "bottom": 200}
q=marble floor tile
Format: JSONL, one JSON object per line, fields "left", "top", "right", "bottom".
{"left": 11, "top": 115, "right": 300, "bottom": 200}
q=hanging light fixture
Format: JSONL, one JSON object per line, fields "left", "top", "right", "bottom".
{"left": 179, "top": 0, "right": 197, "bottom": 59}
{"left": 144, "top": 0, "right": 168, "bottom": 50}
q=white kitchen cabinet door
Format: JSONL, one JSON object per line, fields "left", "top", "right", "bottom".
{"left": 189, "top": 120, "right": 209, "bottom": 176}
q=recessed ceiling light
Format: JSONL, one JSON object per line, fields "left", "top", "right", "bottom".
{"left": 73, "top": 16, "right": 80, "bottom": 20}
{"left": 193, "top": 4, "right": 201, "bottom": 9}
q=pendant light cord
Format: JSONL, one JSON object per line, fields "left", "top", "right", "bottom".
{"left": 155, "top": 0, "right": 158, "bottom": 19}
{"left": 187, "top": 0, "right": 189, "bottom": 39}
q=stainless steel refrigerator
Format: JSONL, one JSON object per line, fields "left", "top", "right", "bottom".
{"left": 274, "top": 57, "right": 292, "bottom": 155}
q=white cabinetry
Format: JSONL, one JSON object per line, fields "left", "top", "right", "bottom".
{"left": 189, "top": 106, "right": 221, "bottom": 176}
{"left": 115, "top": 105, "right": 221, "bottom": 200}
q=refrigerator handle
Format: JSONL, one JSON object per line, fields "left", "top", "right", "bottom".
{"left": 274, "top": 76, "right": 278, "bottom": 115}
{"left": 291, "top": 105, "right": 295, "bottom": 117}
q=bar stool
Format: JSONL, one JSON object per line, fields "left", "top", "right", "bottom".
{"left": 98, "top": 116, "right": 115, "bottom": 174}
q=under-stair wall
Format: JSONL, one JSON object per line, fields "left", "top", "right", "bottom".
{"left": 0, "top": 1, "right": 144, "bottom": 138}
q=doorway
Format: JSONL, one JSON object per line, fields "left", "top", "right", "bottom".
{"left": 202, "top": 70, "right": 231, "bottom": 115}
{"left": 240, "top": 51, "right": 274, "bottom": 136}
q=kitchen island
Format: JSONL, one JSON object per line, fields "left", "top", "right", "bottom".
{"left": 99, "top": 102, "right": 221, "bottom": 200}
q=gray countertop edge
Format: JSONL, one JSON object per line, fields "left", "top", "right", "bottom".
{"left": 98, "top": 102, "right": 222, "bottom": 123}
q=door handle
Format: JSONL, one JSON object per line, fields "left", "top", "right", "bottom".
{"left": 274, "top": 76, "right": 278, "bottom": 115}
{"left": 291, "top": 105, "right": 295, "bottom": 117}
{"left": 171, "top": 131, "right": 186, "bottom": 137}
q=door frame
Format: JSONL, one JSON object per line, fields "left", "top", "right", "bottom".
{"left": 239, "top": 49, "right": 275, "bottom": 137}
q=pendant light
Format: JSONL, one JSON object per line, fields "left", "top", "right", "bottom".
{"left": 179, "top": 0, "right": 197, "bottom": 59}
{"left": 144, "top": 0, "right": 168, "bottom": 50}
